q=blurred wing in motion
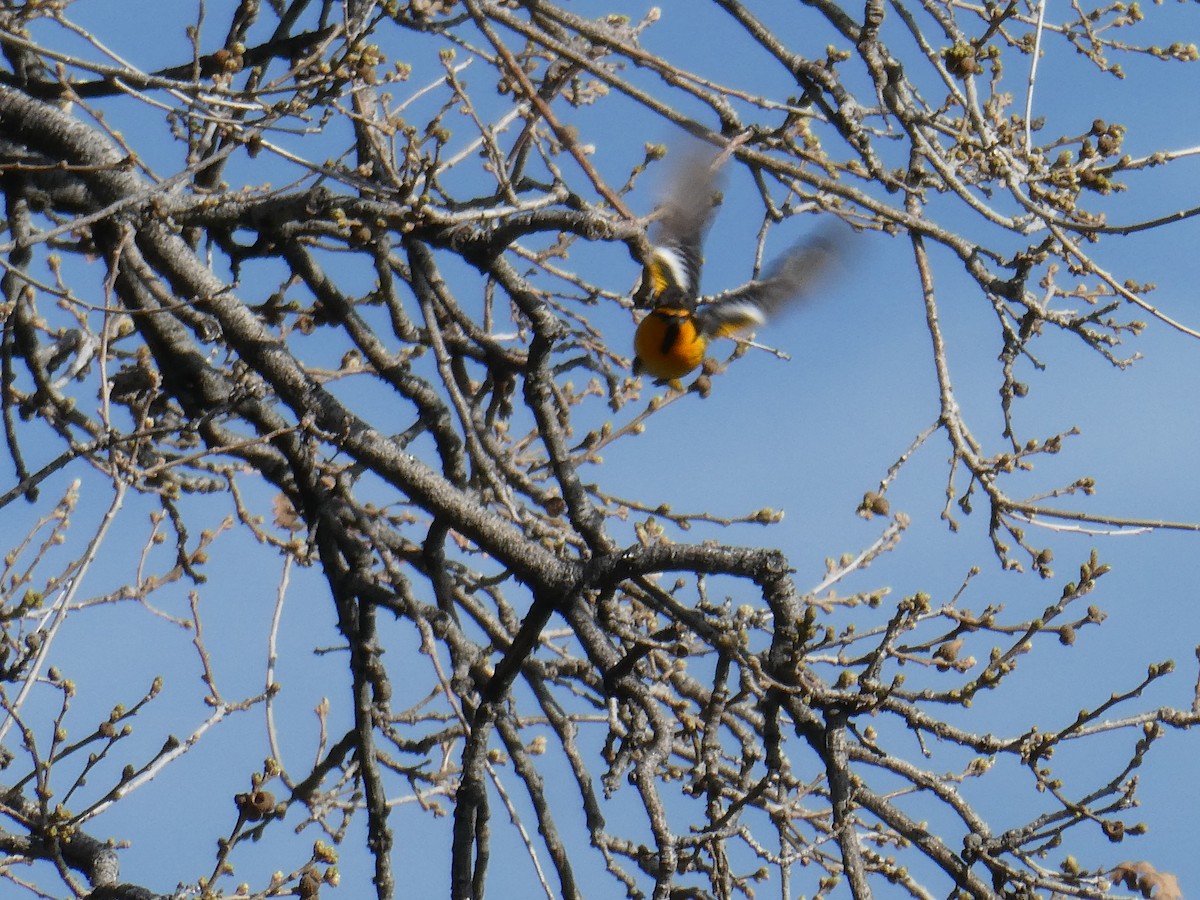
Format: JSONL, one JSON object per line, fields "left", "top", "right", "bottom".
{"left": 695, "top": 230, "right": 844, "bottom": 338}
{"left": 634, "top": 152, "right": 724, "bottom": 308}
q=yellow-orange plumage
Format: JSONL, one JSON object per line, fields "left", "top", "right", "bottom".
{"left": 633, "top": 308, "right": 708, "bottom": 381}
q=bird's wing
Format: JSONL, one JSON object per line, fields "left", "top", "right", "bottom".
{"left": 695, "top": 230, "right": 844, "bottom": 337}
{"left": 635, "top": 152, "right": 724, "bottom": 306}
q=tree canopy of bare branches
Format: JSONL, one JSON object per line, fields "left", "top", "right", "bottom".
{"left": 1, "top": 1, "right": 1199, "bottom": 899}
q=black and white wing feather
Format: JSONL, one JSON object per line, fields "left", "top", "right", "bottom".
{"left": 696, "top": 230, "right": 843, "bottom": 338}
{"left": 634, "top": 153, "right": 723, "bottom": 307}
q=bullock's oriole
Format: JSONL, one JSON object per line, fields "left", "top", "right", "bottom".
{"left": 632, "top": 155, "right": 839, "bottom": 383}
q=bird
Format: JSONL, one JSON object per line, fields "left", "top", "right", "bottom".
{"left": 631, "top": 152, "right": 840, "bottom": 385}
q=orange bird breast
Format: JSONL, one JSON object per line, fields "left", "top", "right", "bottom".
{"left": 634, "top": 308, "right": 708, "bottom": 380}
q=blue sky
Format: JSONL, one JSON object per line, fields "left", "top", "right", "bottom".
{"left": 6, "top": 0, "right": 1200, "bottom": 897}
